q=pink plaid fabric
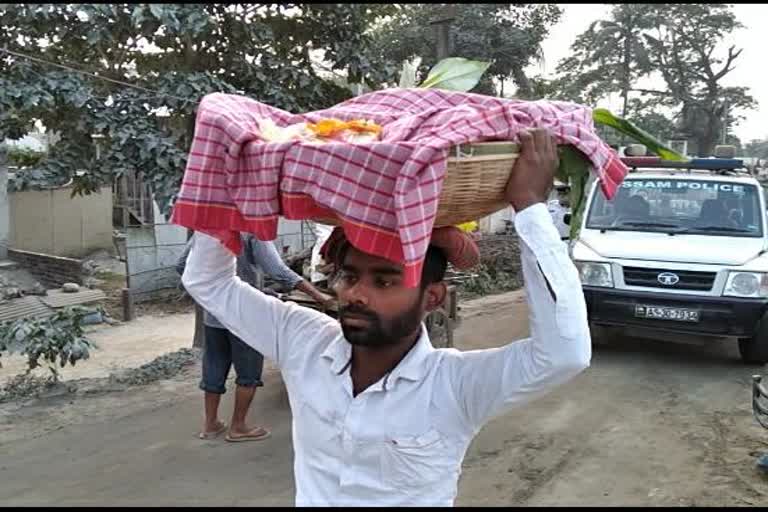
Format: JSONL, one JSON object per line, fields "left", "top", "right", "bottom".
{"left": 171, "top": 88, "right": 628, "bottom": 287}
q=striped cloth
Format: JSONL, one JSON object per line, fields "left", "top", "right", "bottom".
{"left": 171, "top": 88, "right": 628, "bottom": 287}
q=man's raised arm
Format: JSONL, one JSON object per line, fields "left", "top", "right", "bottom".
{"left": 182, "top": 232, "right": 333, "bottom": 367}
{"left": 444, "top": 129, "right": 591, "bottom": 431}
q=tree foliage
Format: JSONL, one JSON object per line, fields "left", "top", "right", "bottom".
{"left": 0, "top": 4, "right": 397, "bottom": 211}
{"left": 556, "top": 4, "right": 654, "bottom": 115}
{"left": 745, "top": 139, "right": 768, "bottom": 160}
{"left": 368, "top": 4, "right": 562, "bottom": 98}
{"left": 552, "top": 3, "right": 756, "bottom": 156}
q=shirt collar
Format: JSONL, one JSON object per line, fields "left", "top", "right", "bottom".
{"left": 321, "top": 324, "right": 435, "bottom": 383}
{"left": 321, "top": 335, "right": 352, "bottom": 375}
{"left": 389, "top": 324, "right": 435, "bottom": 383}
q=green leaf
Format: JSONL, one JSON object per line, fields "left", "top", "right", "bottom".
{"left": 592, "top": 108, "right": 687, "bottom": 161}
{"left": 556, "top": 146, "right": 591, "bottom": 240}
{"left": 418, "top": 57, "right": 492, "bottom": 92}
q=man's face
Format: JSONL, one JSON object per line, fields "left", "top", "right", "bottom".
{"left": 332, "top": 246, "right": 443, "bottom": 348}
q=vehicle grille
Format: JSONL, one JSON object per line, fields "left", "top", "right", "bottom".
{"left": 622, "top": 267, "right": 716, "bottom": 291}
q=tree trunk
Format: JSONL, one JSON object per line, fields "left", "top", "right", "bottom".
{"left": 697, "top": 128, "right": 717, "bottom": 158}
{"left": 621, "top": 33, "right": 631, "bottom": 117}
{"left": 511, "top": 66, "right": 532, "bottom": 99}
{"left": 0, "top": 146, "right": 8, "bottom": 260}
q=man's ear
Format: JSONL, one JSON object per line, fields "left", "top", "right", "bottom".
{"left": 423, "top": 282, "right": 447, "bottom": 312}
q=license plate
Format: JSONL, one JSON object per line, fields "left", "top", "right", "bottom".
{"left": 635, "top": 305, "right": 700, "bottom": 322}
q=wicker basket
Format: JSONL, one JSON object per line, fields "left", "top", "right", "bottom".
{"left": 315, "top": 141, "right": 519, "bottom": 227}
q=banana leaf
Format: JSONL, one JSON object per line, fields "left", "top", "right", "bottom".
{"left": 592, "top": 108, "right": 687, "bottom": 161}
{"left": 555, "top": 146, "right": 591, "bottom": 240}
{"left": 419, "top": 57, "right": 491, "bottom": 92}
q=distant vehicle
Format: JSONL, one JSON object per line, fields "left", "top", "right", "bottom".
{"left": 571, "top": 146, "right": 768, "bottom": 363}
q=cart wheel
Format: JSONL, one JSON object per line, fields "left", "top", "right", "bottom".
{"left": 426, "top": 308, "right": 453, "bottom": 349}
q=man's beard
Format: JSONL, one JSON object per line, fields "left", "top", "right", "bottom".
{"left": 338, "top": 297, "right": 423, "bottom": 348}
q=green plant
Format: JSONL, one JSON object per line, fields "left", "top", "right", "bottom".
{"left": 398, "top": 56, "right": 492, "bottom": 92}
{"left": 0, "top": 306, "right": 99, "bottom": 382}
{"left": 418, "top": 57, "right": 492, "bottom": 92}
{"left": 592, "top": 108, "right": 686, "bottom": 161}
{"left": 7, "top": 145, "right": 45, "bottom": 167}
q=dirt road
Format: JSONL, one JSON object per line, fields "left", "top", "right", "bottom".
{"left": 1, "top": 290, "right": 767, "bottom": 506}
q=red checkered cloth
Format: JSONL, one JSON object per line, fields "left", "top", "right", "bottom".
{"left": 171, "top": 88, "right": 628, "bottom": 287}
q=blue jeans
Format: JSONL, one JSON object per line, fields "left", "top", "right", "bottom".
{"left": 200, "top": 326, "right": 264, "bottom": 394}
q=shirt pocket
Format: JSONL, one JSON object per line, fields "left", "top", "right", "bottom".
{"left": 380, "top": 428, "right": 457, "bottom": 489}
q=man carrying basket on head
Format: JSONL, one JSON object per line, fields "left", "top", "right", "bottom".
{"left": 180, "top": 128, "right": 592, "bottom": 506}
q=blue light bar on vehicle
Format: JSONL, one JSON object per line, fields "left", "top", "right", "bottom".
{"left": 620, "top": 156, "right": 745, "bottom": 170}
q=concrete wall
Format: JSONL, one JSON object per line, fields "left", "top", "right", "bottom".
{"left": 8, "top": 248, "right": 83, "bottom": 287}
{"left": 9, "top": 185, "right": 113, "bottom": 258}
{"left": 479, "top": 206, "right": 515, "bottom": 235}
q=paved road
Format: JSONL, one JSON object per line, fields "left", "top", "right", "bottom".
{"left": 1, "top": 291, "right": 767, "bottom": 506}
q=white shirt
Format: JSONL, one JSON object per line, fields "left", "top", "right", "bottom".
{"left": 182, "top": 203, "right": 591, "bottom": 507}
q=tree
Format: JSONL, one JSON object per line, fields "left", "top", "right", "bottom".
{"left": 0, "top": 4, "right": 397, "bottom": 212}
{"left": 642, "top": 4, "right": 756, "bottom": 157}
{"left": 745, "top": 139, "right": 768, "bottom": 160}
{"left": 553, "top": 3, "right": 756, "bottom": 157}
{"left": 368, "top": 4, "right": 562, "bottom": 98}
{"left": 555, "top": 4, "right": 654, "bottom": 115}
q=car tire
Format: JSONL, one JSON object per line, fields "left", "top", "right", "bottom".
{"left": 738, "top": 314, "right": 768, "bottom": 364}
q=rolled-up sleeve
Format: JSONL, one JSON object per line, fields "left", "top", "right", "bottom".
{"left": 446, "top": 203, "right": 591, "bottom": 432}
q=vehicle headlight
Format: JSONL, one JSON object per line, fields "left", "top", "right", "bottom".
{"left": 723, "top": 272, "right": 768, "bottom": 298}
{"left": 575, "top": 261, "right": 614, "bottom": 288}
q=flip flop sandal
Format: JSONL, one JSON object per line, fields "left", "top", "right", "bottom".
{"left": 198, "top": 422, "right": 228, "bottom": 440}
{"left": 225, "top": 427, "right": 272, "bottom": 443}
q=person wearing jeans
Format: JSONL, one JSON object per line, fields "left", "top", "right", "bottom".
{"left": 177, "top": 232, "right": 331, "bottom": 442}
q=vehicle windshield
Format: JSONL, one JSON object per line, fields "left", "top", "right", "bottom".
{"left": 586, "top": 178, "right": 763, "bottom": 237}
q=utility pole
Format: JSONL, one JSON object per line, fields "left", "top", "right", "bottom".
{"left": 429, "top": 5, "right": 456, "bottom": 60}
{"left": 0, "top": 144, "right": 8, "bottom": 260}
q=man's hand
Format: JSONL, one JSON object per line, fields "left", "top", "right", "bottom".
{"left": 504, "top": 128, "right": 560, "bottom": 212}
{"left": 297, "top": 280, "right": 335, "bottom": 309}
{"left": 317, "top": 293, "right": 336, "bottom": 310}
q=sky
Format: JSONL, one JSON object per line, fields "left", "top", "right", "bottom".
{"left": 529, "top": 3, "right": 767, "bottom": 143}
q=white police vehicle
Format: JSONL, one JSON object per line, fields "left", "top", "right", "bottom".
{"left": 571, "top": 147, "right": 768, "bottom": 363}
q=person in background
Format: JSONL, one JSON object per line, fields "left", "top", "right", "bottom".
{"left": 177, "top": 233, "right": 332, "bottom": 442}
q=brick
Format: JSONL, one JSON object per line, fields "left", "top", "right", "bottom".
{"left": 8, "top": 248, "right": 84, "bottom": 287}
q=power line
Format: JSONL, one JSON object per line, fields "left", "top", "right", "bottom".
{"left": 0, "top": 46, "right": 192, "bottom": 104}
